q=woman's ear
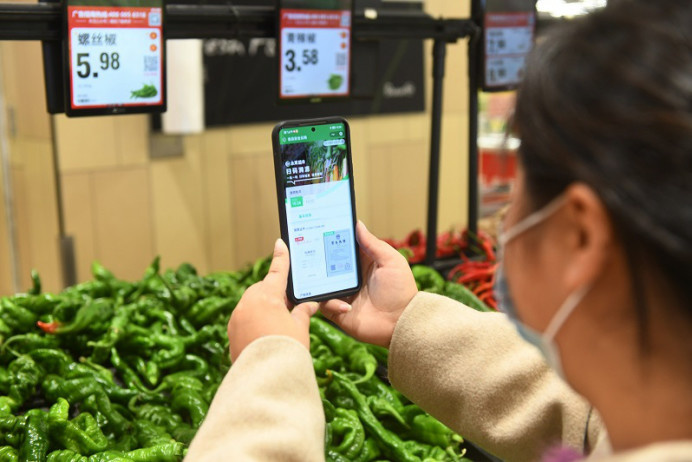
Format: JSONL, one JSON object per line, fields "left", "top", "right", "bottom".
{"left": 561, "top": 183, "right": 614, "bottom": 290}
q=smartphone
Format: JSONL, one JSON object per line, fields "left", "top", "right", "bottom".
{"left": 272, "top": 117, "right": 361, "bottom": 304}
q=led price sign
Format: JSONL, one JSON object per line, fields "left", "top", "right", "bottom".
{"left": 65, "top": 0, "right": 165, "bottom": 116}
{"left": 279, "top": 1, "right": 352, "bottom": 100}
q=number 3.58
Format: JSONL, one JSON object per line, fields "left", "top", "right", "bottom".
{"left": 75, "top": 52, "right": 120, "bottom": 78}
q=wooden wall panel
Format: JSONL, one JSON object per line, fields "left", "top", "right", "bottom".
{"left": 0, "top": 155, "right": 13, "bottom": 295}
{"left": 0, "top": 42, "right": 51, "bottom": 141}
{"left": 200, "top": 130, "right": 234, "bottom": 271}
{"left": 150, "top": 137, "right": 209, "bottom": 274}
{"left": 115, "top": 115, "right": 149, "bottom": 166}
{"left": 228, "top": 154, "right": 279, "bottom": 267}
{"left": 62, "top": 172, "right": 96, "bottom": 283}
{"left": 55, "top": 116, "right": 120, "bottom": 172}
{"left": 19, "top": 139, "right": 61, "bottom": 292}
{"left": 91, "top": 167, "right": 154, "bottom": 280}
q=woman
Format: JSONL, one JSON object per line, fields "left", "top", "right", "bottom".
{"left": 186, "top": 0, "right": 691, "bottom": 460}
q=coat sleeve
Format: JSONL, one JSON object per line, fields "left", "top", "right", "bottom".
{"left": 388, "top": 292, "right": 604, "bottom": 462}
{"left": 185, "top": 335, "right": 325, "bottom": 462}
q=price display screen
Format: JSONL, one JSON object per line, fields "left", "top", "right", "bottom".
{"left": 480, "top": 0, "right": 535, "bottom": 91}
{"left": 65, "top": 0, "right": 165, "bottom": 116}
{"left": 278, "top": 0, "right": 352, "bottom": 100}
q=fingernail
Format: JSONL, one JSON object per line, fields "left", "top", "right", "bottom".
{"left": 339, "top": 303, "right": 352, "bottom": 312}
{"left": 274, "top": 238, "right": 283, "bottom": 251}
{"left": 308, "top": 302, "right": 320, "bottom": 314}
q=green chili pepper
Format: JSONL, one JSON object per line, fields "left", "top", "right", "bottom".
{"left": 0, "top": 368, "right": 9, "bottom": 394}
{"left": 367, "top": 395, "right": 408, "bottom": 427}
{"left": 48, "top": 398, "right": 109, "bottom": 455}
{"left": 42, "top": 375, "right": 130, "bottom": 434}
{"left": 310, "top": 318, "right": 377, "bottom": 383}
{"left": 46, "top": 450, "right": 88, "bottom": 462}
{"left": 331, "top": 371, "right": 420, "bottom": 462}
{"left": 7, "top": 355, "right": 43, "bottom": 406}
{"left": 186, "top": 296, "right": 235, "bottom": 326}
{"left": 329, "top": 408, "right": 365, "bottom": 459}
{"left": 125, "top": 442, "right": 184, "bottom": 461}
{"left": 171, "top": 386, "right": 208, "bottom": 429}
{"left": 0, "top": 397, "right": 18, "bottom": 415}
{"left": 352, "top": 437, "right": 381, "bottom": 462}
{"left": 39, "top": 299, "right": 114, "bottom": 335}
{"left": 27, "top": 348, "right": 72, "bottom": 375}
{"left": 130, "top": 404, "right": 182, "bottom": 433}
{"left": 443, "top": 281, "right": 492, "bottom": 312}
{"left": 409, "top": 413, "right": 458, "bottom": 448}
{"left": 133, "top": 420, "right": 173, "bottom": 447}
{"left": 411, "top": 265, "right": 446, "bottom": 292}
{"left": 87, "top": 305, "right": 135, "bottom": 362}
{"left": 110, "top": 349, "right": 150, "bottom": 393}
{"left": 91, "top": 262, "right": 115, "bottom": 283}
{"left": 170, "top": 425, "right": 196, "bottom": 445}
{"left": 10, "top": 293, "right": 60, "bottom": 315}
{"left": 0, "top": 412, "right": 24, "bottom": 446}
{"left": 19, "top": 409, "right": 49, "bottom": 462}
{"left": 0, "top": 446, "right": 19, "bottom": 462}
{"left": 28, "top": 270, "right": 42, "bottom": 295}
{"left": 1, "top": 334, "right": 60, "bottom": 359}
{"left": 0, "top": 298, "right": 37, "bottom": 333}
{"left": 86, "top": 450, "right": 130, "bottom": 462}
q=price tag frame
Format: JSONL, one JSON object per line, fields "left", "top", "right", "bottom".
{"left": 477, "top": 0, "right": 536, "bottom": 93}
{"left": 63, "top": 0, "right": 167, "bottom": 117}
{"left": 277, "top": 0, "right": 354, "bottom": 103}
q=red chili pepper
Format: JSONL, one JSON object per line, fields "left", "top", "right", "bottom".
{"left": 456, "top": 268, "right": 496, "bottom": 284}
{"left": 37, "top": 320, "right": 61, "bottom": 334}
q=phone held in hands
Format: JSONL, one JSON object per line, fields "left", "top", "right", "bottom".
{"left": 272, "top": 117, "right": 362, "bottom": 304}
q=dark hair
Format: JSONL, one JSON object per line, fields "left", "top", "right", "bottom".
{"left": 513, "top": 0, "right": 692, "bottom": 339}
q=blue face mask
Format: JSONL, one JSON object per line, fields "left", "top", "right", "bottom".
{"left": 495, "top": 195, "right": 591, "bottom": 380}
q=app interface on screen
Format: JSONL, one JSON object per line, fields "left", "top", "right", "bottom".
{"left": 279, "top": 123, "right": 357, "bottom": 299}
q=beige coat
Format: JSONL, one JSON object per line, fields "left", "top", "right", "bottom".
{"left": 186, "top": 292, "right": 692, "bottom": 461}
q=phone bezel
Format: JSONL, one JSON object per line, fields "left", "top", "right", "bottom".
{"left": 272, "top": 116, "right": 362, "bottom": 304}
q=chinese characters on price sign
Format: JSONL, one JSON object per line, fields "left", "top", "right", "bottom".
{"left": 67, "top": 1, "right": 164, "bottom": 113}
{"left": 484, "top": 12, "right": 534, "bottom": 88}
{"left": 279, "top": 9, "right": 351, "bottom": 99}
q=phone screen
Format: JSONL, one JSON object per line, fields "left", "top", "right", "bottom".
{"left": 276, "top": 121, "right": 359, "bottom": 301}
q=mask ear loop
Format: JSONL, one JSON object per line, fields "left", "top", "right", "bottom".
{"left": 542, "top": 284, "right": 592, "bottom": 342}
{"left": 498, "top": 194, "right": 568, "bottom": 247}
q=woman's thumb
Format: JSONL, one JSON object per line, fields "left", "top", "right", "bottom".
{"left": 291, "top": 301, "right": 320, "bottom": 328}
{"left": 356, "top": 221, "right": 398, "bottom": 262}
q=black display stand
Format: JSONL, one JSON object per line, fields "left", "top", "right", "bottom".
{"left": 0, "top": 2, "right": 484, "bottom": 273}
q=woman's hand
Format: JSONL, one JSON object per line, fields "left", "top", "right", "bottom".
{"left": 228, "top": 239, "right": 319, "bottom": 362}
{"left": 320, "top": 221, "right": 418, "bottom": 348}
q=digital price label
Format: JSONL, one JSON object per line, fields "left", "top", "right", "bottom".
{"left": 65, "top": 0, "right": 165, "bottom": 116}
{"left": 483, "top": 11, "right": 535, "bottom": 90}
{"left": 279, "top": 1, "right": 352, "bottom": 100}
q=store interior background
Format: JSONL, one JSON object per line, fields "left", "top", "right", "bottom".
{"left": 0, "top": 0, "right": 503, "bottom": 295}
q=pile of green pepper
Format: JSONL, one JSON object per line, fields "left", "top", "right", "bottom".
{"left": 0, "top": 257, "right": 486, "bottom": 462}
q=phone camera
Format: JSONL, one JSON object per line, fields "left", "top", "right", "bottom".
{"left": 311, "top": 127, "right": 316, "bottom": 132}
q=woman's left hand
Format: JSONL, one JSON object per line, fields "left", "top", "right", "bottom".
{"left": 228, "top": 239, "right": 319, "bottom": 362}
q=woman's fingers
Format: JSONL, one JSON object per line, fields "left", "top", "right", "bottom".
{"left": 319, "top": 299, "right": 352, "bottom": 325}
{"left": 356, "top": 221, "right": 399, "bottom": 264}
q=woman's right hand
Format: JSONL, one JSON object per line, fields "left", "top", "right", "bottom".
{"left": 320, "top": 221, "right": 418, "bottom": 348}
